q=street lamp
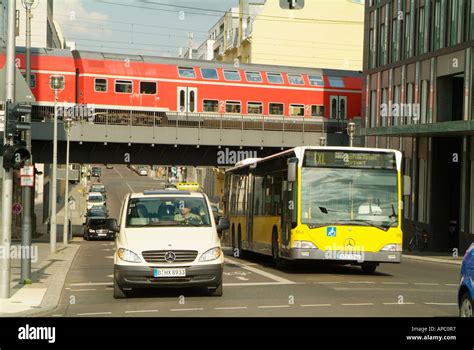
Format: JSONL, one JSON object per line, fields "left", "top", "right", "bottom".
{"left": 62, "top": 117, "right": 73, "bottom": 245}
{"left": 347, "top": 122, "right": 356, "bottom": 147}
{"left": 50, "top": 75, "right": 64, "bottom": 253}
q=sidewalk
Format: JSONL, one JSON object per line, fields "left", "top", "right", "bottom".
{"left": 0, "top": 242, "right": 80, "bottom": 317}
{"left": 402, "top": 250, "right": 463, "bottom": 266}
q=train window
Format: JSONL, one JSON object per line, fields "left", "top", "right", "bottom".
{"left": 311, "top": 105, "right": 325, "bottom": 117}
{"left": 288, "top": 74, "right": 304, "bottom": 85}
{"left": 226, "top": 101, "right": 241, "bottom": 113}
{"left": 266, "top": 73, "right": 283, "bottom": 84}
{"left": 201, "top": 68, "right": 218, "bottom": 80}
{"left": 247, "top": 102, "right": 263, "bottom": 114}
{"left": 223, "top": 70, "right": 241, "bottom": 81}
{"left": 140, "top": 81, "right": 157, "bottom": 94}
{"left": 269, "top": 103, "right": 284, "bottom": 115}
{"left": 308, "top": 75, "right": 324, "bottom": 86}
{"left": 178, "top": 67, "right": 196, "bottom": 79}
{"left": 22, "top": 73, "right": 36, "bottom": 88}
{"left": 289, "top": 104, "right": 304, "bottom": 117}
{"left": 115, "top": 80, "right": 132, "bottom": 94}
{"left": 245, "top": 71, "right": 262, "bottom": 83}
{"left": 203, "top": 100, "right": 219, "bottom": 112}
{"left": 328, "top": 76, "right": 345, "bottom": 88}
{"left": 95, "top": 78, "right": 107, "bottom": 92}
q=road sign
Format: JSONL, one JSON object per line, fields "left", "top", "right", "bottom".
{"left": 12, "top": 203, "right": 22, "bottom": 215}
{"left": 20, "top": 176, "right": 34, "bottom": 187}
{"left": 20, "top": 165, "right": 34, "bottom": 176}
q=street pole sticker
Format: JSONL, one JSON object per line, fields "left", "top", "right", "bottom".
{"left": 20, "top": 165, "right": 35, "bottom": 187}
{"left": 12, "top": 203, "right": 22, "bottom": 215}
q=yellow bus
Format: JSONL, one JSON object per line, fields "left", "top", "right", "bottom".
{"left": 222, "top": 146, "right": 407, "bottom": 273}
{"left": 176, "top": 182, "right": 201, "bottom": 192}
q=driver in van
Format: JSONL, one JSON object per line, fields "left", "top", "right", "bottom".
{"left": 174, "top": 201, "right": 203, "bottom": 224}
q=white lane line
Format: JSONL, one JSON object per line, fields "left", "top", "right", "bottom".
{"left": 236, "top": 276, "right": 249, "bottom": 281}
{"left": 214, "top": 306, "right": 248, "bottom": 310}
{"left": 315, "top": 281, "right": 341, "bottom": 284}
{"left": 52, "top": 314, "right": 63, "bottom": 317}
{"left": 170, "top": 308, "right": 204, "bottom": 312}
{"left": 424, "top": 302, "right": 457, "bottom": 306}
{"left": 414, "top": 283, "right": 439, "bottom": 286}
{"left": 69, "top": 282, "right": 112, "bottom": 286}
{"left": 70, "top": 289, "right": 97, "bottom": 292}
{"left": 77, "top": 312, "right": 112, "bottom": 316}
{"left": 300, "top": 304, "right": 332, "bottom": 307}
{"left": 124, "top": 310, "right": 158, "bottom": 314}
{"left": 381, "top": 282, "right": 409, "bottom": 285}
{"left": 383, "top": 302, "right": 416, "bottom": 305}
{"left": 113, "top": 166, "right": 123, "bottom": 178}
{"left": 224, "top": 257, "right": 295, "bottom": 284}
{"left": 341, "top": 303, "right": 374, "bottom": 306}
{"left": 223, "top": 282, "right": 303, "bottom": 287}
{"left": 348, "top": 281, "right": 376, "bottom": 284}
{"left": 125, "top": 182, "right": 134, "bottom": 192}
{"left": 257, "top": 305, "right": 290, "bottom": 309}
{"left": 444, "top": 284, "right": 459, "bottom": 287}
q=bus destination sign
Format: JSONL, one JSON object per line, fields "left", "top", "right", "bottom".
{"left": 304, "top": 151, "right": 396, "bottom": 169}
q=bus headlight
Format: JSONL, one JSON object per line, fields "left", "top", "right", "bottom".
{"left": 117, "top": 248, "right": 142, "bottom": 263}
{"left": 293, "top": 241, "right": 317, "bottom": 249}
{"left": 380, "top": 244, "right": 402, "bottom": 252}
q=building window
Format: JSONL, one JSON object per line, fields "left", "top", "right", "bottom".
{"left": 289, "top": 104, "right": 304, "bottom": 117}
{"left": 115, "top": 80, "right": 132, "bottom": 94}
{"left": 451, "top": 0, "right": 460, "bottom": 46}
{"left": 328, "top": 77, "right": 345, "bottom": 88}
{"left": 433, "top": 0, "right": 444, "bottom": 50}
{"left": 288, "top": 74, "right": 304, "bottom": 85}
{"left": 223, "top": 70, "right": 241, "bottom": 81}
{"left": 226, "top": 101, "right": 241, "bottom": 113}
{"left": 406, "top": 83, "right": 414, "bottom": 124}
{"left": 393, "top": 85, "right": 400, "bottom": 126}
{"left": 311, "top": 105, "right": 324, "bottom": 117}
{"left": 418, "top": 7, "right": 426, "bottom": 55}
{"left": 245, "top": 71, "right": 262, "bottom": 83}
{"left": 370, "top": 90, "right": 377, "bottom": 127}
{"left": 420, "top": 80, "right": 429, "bottom": 123}
{"left": 203, "top": 99, "right": 218, "bottom": 112}
{"left": 391, "top": 18, "right": 398, "bottom": 63}
{"left": 404, "top": 12, "right": 411, "bottom": 59}
{"left": 140, "top": 81, "right": 156, "bottom": 94}
{"left": 201, "top": 68, "right": 218, "bottom": 80}
{"left": 308, "top": 75, "right": 324, "bottom": 86}
{"left": 267, "top": 73, "right": 283, "bottom": 84}
{"left": 247, "top": 102, "right": 263, "bottom": 114}
{"left": 470, "top": 0, "right": 474, "bottom": 40}
{"left": 379, "top": 22, "right": 386, "bottom": 65}
{"left": 369, "top": 28, "right": 375, "bottom": 69}
{"left": 381, "top": 88, "right": 388, "bottom": 127}
{"left": 95, "top": 78, "right": 107, "bottom": 92}
{"left": 178, "top": 67, "right": 196, "bottom": 78}
{"left": 269, "top": 103, "right": 284, "bottom": 115}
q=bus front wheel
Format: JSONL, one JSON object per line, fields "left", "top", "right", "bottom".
{"left": 361, "top": 263, "right": 378, "bottom": 274}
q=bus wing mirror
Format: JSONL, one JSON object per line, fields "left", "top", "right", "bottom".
{"left": 287, "top": 158, "right": 298, "bottom": 182}
{"left": 403, "top": 175, "right": 411, "bottom": 196}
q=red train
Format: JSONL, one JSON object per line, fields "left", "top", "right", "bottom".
{"left": 1, "top": 47, "right": 362, "bottom": 119}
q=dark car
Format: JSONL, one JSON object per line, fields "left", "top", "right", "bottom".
{"left": 459, "top": 243, "right": 474, "bottom": 317}
{"left": 91, "top": 167, "right": 102, "bottom": 177}
{"left": 85, "top": 206, "right": 109, "bottom": 218}
{"left": 90, "top": 184, "right": 106, "bottom": 200}
{"left": 83, "top": 218, "right": 118, "bottom": 241}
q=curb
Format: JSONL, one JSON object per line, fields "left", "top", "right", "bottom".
{"left": 9, "top": 244, "right": 81, "bottom": 317}
{"left": 403, "top": 254, "right": 462, "bottom": 266}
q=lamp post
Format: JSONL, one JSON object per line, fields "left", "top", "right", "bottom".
{"left": 62, "top": 117, "right": 73, "bottom": 245}
{"left": 50, "top": 76, "right": 64, "bottom": 253}
{"left": 347, "top": 122, "right": 356, "bottom": 147}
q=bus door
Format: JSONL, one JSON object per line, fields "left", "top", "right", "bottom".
{"left": 281, "top": 180, "right": 292, "bottom": 246}
{"left": 177, "top": 87, "right": 198, "bottom": 113}
{"left": 329, "top": 95, "right": 347, "bottom": 120}
{"left": 245, "top": 174, "right": 254, "bottom": 250}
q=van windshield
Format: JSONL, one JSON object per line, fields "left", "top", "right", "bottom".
{"left": 126, "top": 197, "right": 212, "bottom": 227}
{"left": 88, "top": 196, "right": 103, "bottom": 202}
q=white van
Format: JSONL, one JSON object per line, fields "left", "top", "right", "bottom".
{"left": 113, "top": 190, "right": 224, "bottom": 298}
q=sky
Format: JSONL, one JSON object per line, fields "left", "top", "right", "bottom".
{"left": 54, "top": 0, "right": 240, "bottom": 57}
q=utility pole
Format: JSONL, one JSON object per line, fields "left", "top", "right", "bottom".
{"left": 187, "top": 32, "right": 193, "bottom": 59}
{"left": 1, "top": 0, "right": 17, "bottom": 299}
{"left": 62, "top": 118, "right": 73, "bottom": 245}
{"left": 21, "top": 0, "right": 36, "bottom": 285}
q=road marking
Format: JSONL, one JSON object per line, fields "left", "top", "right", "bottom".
{"left": 334, "top": 287, "right": 454, "bottom": 292}
{"left": 300, "top": 304, "right": 332, "bottom": 307}
{"left": 348, "top": 281, "right": 376, "bottom": 284}
{"left": 424, "top": 302, "right": 457, "bottom": 306}
{"left": 77, "top": 312, "right": 112, "bottom": 316}
{"left": 236, "top": 276, "right": 249, "bottom": 281}
{"left": 170, "top": 308, "right": 204, "bottom": 312}
{"left": 341, "top": 303, "right": 374, "bottom": 306}
{"left": 113, "top": 167, "right": 123, "bottom": 178}
{"left": 225, "top": 257, "right": 295, "bottom": 284}
{"left": 414, "top": 283, "right": 439, "bottom": 286}
{"left": 52, "top": 314, "right": 63, "bottom": 317}
{"left": 69, "top": 282, "right": 112, "bottom": 286}
{"left": 214, "top": 306, "right": 248, "bottom": 310}
{"left": 315, "top": 281, "right": 341, "bottom": 284}
{"left": 70, "top": 289, "right": 96, "bottom": 292}
{"left": 381, "top": 282, "right": 409, "bottom": 285}
{"left": 223, "top": 282, "right": 303, "bottom": 287}
{"left": 444, "top": 284, "right": 459, "bottom": 287}
{"left": 383, "top": 302, "right": 416, "bottom": 305}
{"left": 124, "top": 310, "right": 158, "bottom": 314}
{"left": 126, "top": 182, "right": 134, "bottom": 192}
{"left": 257, "top": 305, "right": 290, "bottom": 309}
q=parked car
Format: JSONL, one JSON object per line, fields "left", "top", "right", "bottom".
{"left": 113, "top": 190, "right": 224, "bottom": 298}
{"left": 85, "top": 205, "right": 109, "bottom": 218}
{"left": 83, "top": 217, "right": 119, "bottom": 241}
{"left": 86, "top": 192, "right": 106, "bottom": 210}
{"left": 90, "top": 184, "right": 106, "bottom": 200}
{"left": 459, "top": 243, "right": 474, "bottom": 317}
{"left": 138, "top": 167, "right": 147, "bottom": 176}
{"left": 91, "top": 166, "right": 102, "bottom": 177}
{"left": 106, "top": 164, "right": 114, "bottom": 169}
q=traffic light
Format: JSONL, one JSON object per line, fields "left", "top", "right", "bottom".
{"left": 2, "top": 143, "right": 30, "bottom": 170}
{"left": 5, "top": 102, "right": 32, "bottom": 138}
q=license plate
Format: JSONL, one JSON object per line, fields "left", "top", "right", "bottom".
{"left": 98, "top": 233, "right": 107, "bottom": 236}
{"left": 153, "top": 268, "right": 186, "bottom": 277}
{"left": 337, "top": 253, "right": 362, "bottom": 260}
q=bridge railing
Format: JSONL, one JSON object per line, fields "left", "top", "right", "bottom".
{"left": 31, "top": 105, "right": 347, "bottom": 133}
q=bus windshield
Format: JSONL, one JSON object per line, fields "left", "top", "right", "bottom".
{"left": 300, "top": 167, "right": 398, "bottom": 229}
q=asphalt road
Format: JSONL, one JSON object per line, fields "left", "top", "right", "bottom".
{"left": 38, "top": 165, "right": 461, "bottom": 317}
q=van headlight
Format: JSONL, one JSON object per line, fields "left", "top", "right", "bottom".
{"left": 293, "top": 241, "right": 317, "bottom": 249}
{"left": 117, "top": 248, "right": 142, "bottom": 263}
{"left": 199, "top": 247, "right": 222, "bottom": 262}
{"left": 380, "top": 244, "right": 402, "bottom": 252}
